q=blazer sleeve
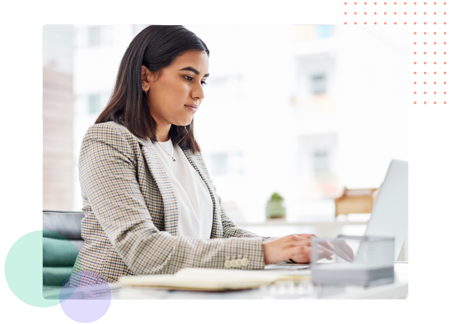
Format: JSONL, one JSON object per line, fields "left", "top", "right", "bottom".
{"left": 79, "top": 123, "right": 266, "bottom": 275}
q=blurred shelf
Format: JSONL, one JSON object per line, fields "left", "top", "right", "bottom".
{"left": 236, "top": 220, "right": 369, "bottom": 238}
{"left": 235, "top": 221, "right": 368, "bottom": 227}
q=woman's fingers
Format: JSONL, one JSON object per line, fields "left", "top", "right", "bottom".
{"left": 331, "top": 241, "right": 354, "bottom": 262}
{"left": 293, "top": 235, "right": 355, "bottom": 262}
{"left": 317, "top": 247, "right": 333, "bottom": 260}
{"left": 263, "top": 234, "right": 356, "bottom": 265}
{"left": 293, "top": 234, "right": 335, "bottom": 255}
{"left": 290, "top": 235, "right": 336, "bottom": 261}
{"left": 339, "top": 241, "right": 355, "bottom": 260}
{"left": 319, "top": 241, "right": 334, "bottom": 253}
{"left": 263, "top": 234, "right": 314, "bottom": 264}
{"left": 291, "top": 245, "right": 312, "bottom": 263}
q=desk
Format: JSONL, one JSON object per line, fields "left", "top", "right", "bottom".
{"left": 107, "top": 263, "right": 407, "bottom": 300}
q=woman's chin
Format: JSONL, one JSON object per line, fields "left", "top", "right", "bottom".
{"left": 173, "top": 119, "right": 193, "bottom": 127}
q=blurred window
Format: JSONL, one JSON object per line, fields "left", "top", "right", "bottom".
{"left": 295, "top": 25, "right": 334, "bottom": 41}
{"left": 211, "top": 153, "right": 228, "bottom": 175}
{"left": 87, "top": 26, "right": 113, "bottom": 47}
{"left": 207, "top": 75, "right": 243, "bottom": 99}
{"left": 204, "top": 151, "right": 244, "bottom": 177}
{"left": 88, "top": 94, "right": 101, "bottom": 114}
{"left": 229, "top": 152, "right": 244, "bottom": 175}
{"left": 316, "top": 25, "right": 333, "bottom": 39}
{"left": 313, "top": 150, "right": 329, "bottom": 174}
{"left": 310, "top": 73, "right": 327, "bottom": 94}
{"left": 88, "top": 26, "right": 101, "bottom": 47}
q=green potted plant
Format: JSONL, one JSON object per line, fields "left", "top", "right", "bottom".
{"left": 265, "top": 192, "right": 286, "bottom": 220}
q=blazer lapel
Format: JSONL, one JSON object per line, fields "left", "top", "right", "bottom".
{"left": 137, "top": 138, "right": 179, "bottom": 236}
{"left": 181, "top": 149, "right": 223, "bottom": 238}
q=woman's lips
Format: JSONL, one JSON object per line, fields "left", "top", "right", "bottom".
{"left": 185, "top": 105, "right": 197, "bottom": 112}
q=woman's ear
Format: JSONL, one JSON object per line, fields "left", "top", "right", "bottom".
{"left": 141, "top": 66, "right": 150, "bottom": 92}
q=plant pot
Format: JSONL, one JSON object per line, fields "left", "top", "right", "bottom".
{"left": 265, "top": 200, "right": 286, "bottom": 220}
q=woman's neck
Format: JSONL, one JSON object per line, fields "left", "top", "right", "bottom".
{"left": 155, "top": 124, "right": 171, "bottom": 142}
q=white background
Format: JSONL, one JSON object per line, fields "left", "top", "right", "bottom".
{"left": 0, "top": 1, "right": 448, "bottom": 323}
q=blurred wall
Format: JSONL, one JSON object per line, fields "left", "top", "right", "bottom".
{"left": 43, "top": 25, "right": 408, "bottom": 221}
{"left": 42, "top": 25, "right": 74, "bottom": 210}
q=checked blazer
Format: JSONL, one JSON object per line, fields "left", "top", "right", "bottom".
{"left": 69, "top": 121, "right": 290, "bottom": 286}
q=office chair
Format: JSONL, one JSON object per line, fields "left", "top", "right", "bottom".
{"left": 42, "top": 210, "right": 85, "bottom": 295}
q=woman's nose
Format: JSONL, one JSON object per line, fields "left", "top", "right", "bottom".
{"left": 191, "top": 82, "right": 205, "bottom": 100}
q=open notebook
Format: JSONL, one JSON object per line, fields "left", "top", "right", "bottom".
{"left": 117, "top": 268, "right": 309, "bottom": 291}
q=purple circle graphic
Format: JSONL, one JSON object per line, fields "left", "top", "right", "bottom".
{"left": 60, "top": 271, "right": 111, "bottom": 323}
{"left": 61, "top": 298, "right": 110, "bottom": 323}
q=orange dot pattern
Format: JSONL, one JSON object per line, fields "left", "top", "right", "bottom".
{"left": 344, "top": 1, "right": 448, "bottom": 105}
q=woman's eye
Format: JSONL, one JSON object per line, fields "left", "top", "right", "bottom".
{"left": 184, "top": 76, "right": 207, "bottom": 86}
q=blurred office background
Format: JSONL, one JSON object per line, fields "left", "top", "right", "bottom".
{"left": 43, "top": 25, "right": 408, "bottom": 257}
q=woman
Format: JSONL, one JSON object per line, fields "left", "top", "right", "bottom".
{"left": 69, "top": 25, "right": 333, "bottom": 287}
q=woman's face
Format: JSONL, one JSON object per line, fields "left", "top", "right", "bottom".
{"left": 142, "top": 50, "right": 209, "bottom": 128}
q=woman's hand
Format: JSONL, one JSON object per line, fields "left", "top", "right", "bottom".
{"left": 262, "top": 234, "right": 333, "bottom": 265}
{"left": 330, "top": 239, "right": 355, "bottom": 262}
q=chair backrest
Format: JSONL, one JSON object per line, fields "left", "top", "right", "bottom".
{"left": 43, "top": 210, "right": 85, "bottom": 287}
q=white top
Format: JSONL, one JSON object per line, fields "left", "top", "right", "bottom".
{"left": 151, "top": 138, "right": 213, "bottom": 239}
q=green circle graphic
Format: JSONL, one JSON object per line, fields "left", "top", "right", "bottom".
{"left": 5, "top": 230, "right": 78, "bottom": 307}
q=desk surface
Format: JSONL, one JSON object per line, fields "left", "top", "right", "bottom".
{"left": 49, "top": 263, "right": 409, "bottom": 300}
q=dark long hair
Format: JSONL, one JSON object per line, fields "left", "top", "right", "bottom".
{"left": 95, "top": 25, "right": 209, "bottom": 154}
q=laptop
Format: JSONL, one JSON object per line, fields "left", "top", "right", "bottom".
{"left": 265, "top": 159, "right": 408, "bottom": 270}
{"left": 362, "top": 159, "right": 408, "bottom": 261}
